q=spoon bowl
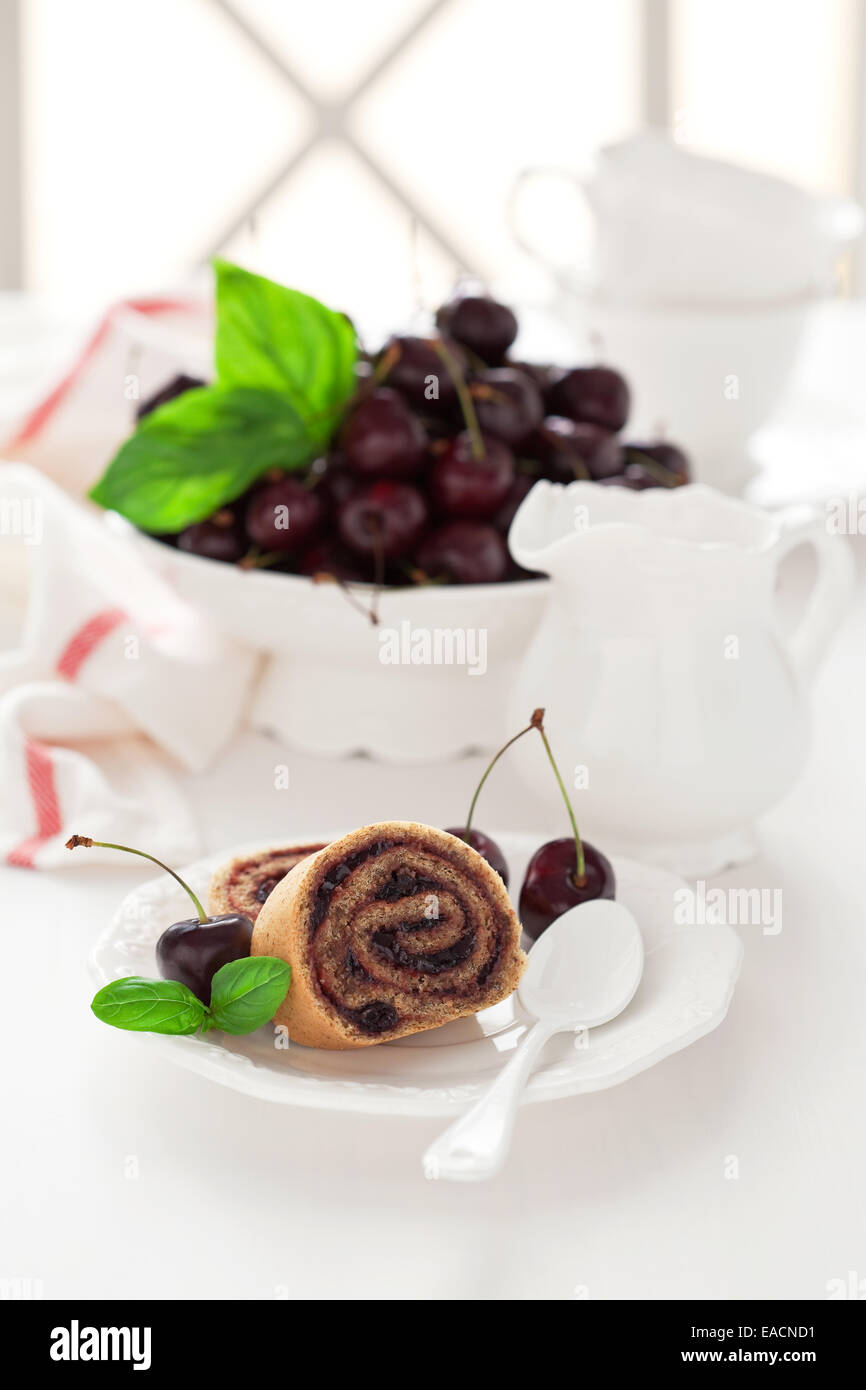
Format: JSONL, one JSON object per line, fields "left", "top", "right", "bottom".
{"left": 519, "top": 898, "right": 644, "bottom": 1027}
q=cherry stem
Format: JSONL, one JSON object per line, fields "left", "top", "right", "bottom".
{"left": 431, "top": 339, "right": 484, "bottom": 461}
{"left": 540, "top": 425, "right": 590, "bottom": 481}
{"left": 65, "top": 835, "right": 208, "bottom": 922}
{"left": 532, "top": 713, "right": 586, "bottom": 884}
{"left": 313, "top": 572, "right": 378, "bottom": 625}
{"left": 373, "top": 341, "right": 402, "bottom": 387}
{"left": 626, "top": 448, "right": 682, "bottom": 487}
{"left": 463, "top": 713, "right": 540, "bottom": 838}
{"left": 365, "top": 513, "right": 385, "bottom": 625}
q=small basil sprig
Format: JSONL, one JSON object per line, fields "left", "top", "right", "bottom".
{"left": 88, "top": 260, "right": 358, "bottom": 533}
{"left": 91, "top": 957, "right": 291, "bottom": 1037}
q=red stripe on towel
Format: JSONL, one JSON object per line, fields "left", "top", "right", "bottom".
{"left": 6, "top": 742, "right": 63, "bottom": 868}
{"left": 56, "top": 607, "right": 128, "bottom": 680}
{"left": 6, "top": 297, "right": 195, "bottom": 449}
{"left": 7, "top": 607, "right": 129, "bottom": 866}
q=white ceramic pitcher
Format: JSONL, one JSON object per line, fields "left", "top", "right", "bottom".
{"left": 508, "top": 482, "right": 853, "bottom": 875}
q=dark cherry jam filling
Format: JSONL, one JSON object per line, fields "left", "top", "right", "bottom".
{"left": 375, "top": 872, "right": 440, "bottom": 902}
{"left": 371, "top": 928, "right": 476, "bottom": 974}
{"left": 347, "top": 1001, "right": 399, "bottom": 1034}
{"left": 255, "top": 877, "right": 280, "bottom": 903}
{"left": 345, "top": 948, "right": 370, "bottom": 979}
{"left": 312, "top": 837, "right": 506, "bottom": 1033}
{"left": 311, "top": 839, "right": 397, "bottom": 930}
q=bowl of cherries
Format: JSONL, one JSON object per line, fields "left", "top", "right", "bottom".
{"left": 94, "top": 262, "right": 690, "bottom": 762}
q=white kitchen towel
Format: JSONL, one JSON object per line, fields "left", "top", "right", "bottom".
{"left": 0, "top": 464, "right": 258, "bottom": 867}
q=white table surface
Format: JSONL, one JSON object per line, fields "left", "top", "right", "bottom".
{"left": 2, "top": 537, "right": 865, "bottom": 1302}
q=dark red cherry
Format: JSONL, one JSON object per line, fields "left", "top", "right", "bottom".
{"left": 492, "top": 473, "right": 536, "bottom": 533}
{"left": 519, "top": 838, "right": 615, "bottom": 940}
{"left": 136, "top": 373, "right": 205, "bottom": 420}
{"left": 430, "top": 432, "right": 514, "bottom": 519}
{"left": 157, "top": 913, "right": 253, "bottom": 1004}
{"left": 298, "top": 537, "right": 372, "bottom": 583}
{"left": 338, "top": 481, "right": 428, "bottom": 560}
{"left": 443, "top": 827, "right": 509, "bottom": 886}
{"left": 531, "top": 416, "right": 623, "bottom": 482}
{"left": 66, "top": 835, "right": 254, "bottom": 1009}
{"left": 245, "top": 477, "right": 325, "bottom": 551}
{"left": 314, "top": 452, "right": 362, "bottom": 508}
{"left": 597, "top": 464, "right": 659, "bottom": 490}
{"left": 435, "top": 296, "right": 518, "bottom": 366}
{"left": 549, "top": 366, "right": 631, "bottom": 432}
{"left": 177, "top": 514, "right": 243, "bottom": 563}
{"left": 341, "top": 388, "right": 427, "bottom": 480}
{"left": 470, "top": 368, "right": 543, "bottom": 448}
{"left": 624, "top": 441, "right": 691, "bottom": 485}
{"left": 416, "top": 521, "right": 508, "bottom": 584}
{"left": 510, "top": 361, "right": 556, "bottom": 397}
{"left": 379, "top": 335, "right": 466, "bottom": 409}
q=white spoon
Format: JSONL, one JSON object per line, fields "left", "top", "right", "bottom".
{"left": 422, "top": 899, "right": 644, "bottom": 1182}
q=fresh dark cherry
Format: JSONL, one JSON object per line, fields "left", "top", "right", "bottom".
{"left": 624, "top": 441, "right": 691, "bottom": 485}
{"left": 492, "top": 473, "right": 535, "bottom": 534}
{"left": 548, "top": 366, "right": 631, "bottom": 432}
{"left": 245, "top": 477, "right": 325, "bottom": 551}
{"left": 470, "top": 368, "right": 543, "bottom": 448}
{"left": 157, "top": 913, "right": 253, "bottom": 1004}
{"left": 379, "top": 335, "right": 466, "bottom": 409}
{"left": 298, "top": 537, "right": 372, "bottom": 583}
{"left": 350, "top": 1001, "right": 399, "bottom": 1034}
{"left": 435, "top": 296, "right": 518, "bottom": 366}
{"left": 136, "top": 373, "right": 205, "bottom": 421}
{"left": 443, "top": 827, "right": 509, "bottom": 886}
{"left": 597, "top": 464, "right": 659, "bottom": 490}
{"left": 416, "top": 521, "right": 508, "bottom": 584}
{"left": 65, "top": 835, "right": 255, "bottom": 1007}
{"left": 341, "top": 388, "right": 426, "bottom": 480}
{"left": 177, "top": 514, "right": 243, "bottom": 563}
{"left": 338, "top": 481, "right": 428, "bottom": 560}
{"left": 315, "top": 452, "right": 363, "bottom": 508}
{"left": 511, "top": 361, "right": 556, "bottom": 397}
{"left": 519, "top": 838, "right": 616, "bottom": 940}
{"left": 429, "top": 432, "right": 514, "bottom": 519}
{"left": 531, "top": 417, "right": 623, "bottom": 482}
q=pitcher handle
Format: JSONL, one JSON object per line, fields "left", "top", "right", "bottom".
{"left": 775, "top": 506, "right": 854, "bottom": 680}
{"left": 506, "top": 165, "right": 595, "bottom": 291}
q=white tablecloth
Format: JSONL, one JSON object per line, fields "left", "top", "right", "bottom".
{"left": 2, "top": 536, "right": 865, "bottom": 1300}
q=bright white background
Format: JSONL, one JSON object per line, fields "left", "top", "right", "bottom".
{"left": 15, "top": 0, "right": 866, "bottom": 312}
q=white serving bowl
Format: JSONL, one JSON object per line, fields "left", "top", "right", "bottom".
{"left": 116, "top": 518, "right": 550, "bottom": 762}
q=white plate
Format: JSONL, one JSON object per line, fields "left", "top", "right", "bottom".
{"left": 89, "top": 834, "right": 743, "bottom": 1117}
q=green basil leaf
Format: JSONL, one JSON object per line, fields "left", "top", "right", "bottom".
{"left": 89, "top": 384, "right": 309, "bottom": 532}
{"left": 91, "top": 976, "right": 207, "bottom": 1035}
{"left": 214, "top": 259, "right": 357, "bottom": 453}
{"left": 207, "top": 955, "right": 291, "bottom": 1035}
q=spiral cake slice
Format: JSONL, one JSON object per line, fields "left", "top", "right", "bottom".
{"left": 251, "top": 821, "right": 526, "bottom": 1049}
{"left": 209, "top": 844, "right": 327, "bottom": 923}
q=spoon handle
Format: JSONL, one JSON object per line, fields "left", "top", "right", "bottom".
{"left": 422, "top": 1020, "right": 557, "bottom": 1182}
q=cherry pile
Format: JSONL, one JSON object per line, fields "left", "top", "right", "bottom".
{"left": 143, "top": 292, "right": 690, "bottom": 586}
